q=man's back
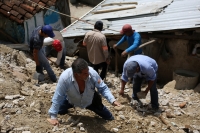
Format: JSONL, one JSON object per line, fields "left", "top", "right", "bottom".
{"left": 84, "top": 29, "right": 107, "bottom": 64}
{"left": 29, "top": 26, "right": 44, "bottom": 52}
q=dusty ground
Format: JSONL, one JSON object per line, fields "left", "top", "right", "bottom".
{"left": 0, "top": 43, "right": 200, "bottom": 133}
{"left": 0, "top": 2, "right": 200, "bottom": 133}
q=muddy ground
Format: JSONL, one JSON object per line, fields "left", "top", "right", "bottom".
{"left": 0, "top": 43, "right": 200, "bottom": 133}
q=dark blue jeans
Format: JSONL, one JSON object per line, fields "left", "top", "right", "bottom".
{"left": 58, "top": 97, "right": 114, "bottom": 120}
{"left": 59, "top": 46, "right": 66, "bottom": 67}
{"left": 132, "top": 76, "right": 159, "bottom": 109}
{"left": 92, "top": 62, "right": 107, "bottom": 80}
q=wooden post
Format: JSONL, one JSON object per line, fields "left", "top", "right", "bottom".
{"left": 114, "top": 48, "right": 119, "bottom": 76}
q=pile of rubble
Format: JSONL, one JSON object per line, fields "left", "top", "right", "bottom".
{"left": 0, "top": 44, "right": 200, "bottom": 133}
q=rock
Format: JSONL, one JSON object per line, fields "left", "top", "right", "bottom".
{"left": 0, "top": 102, "right": 5, "bottom": 109}
{"left": 193, "top": 130, "right": 200, "bottom": 133}
{"left": 0, "top": 94, "right": 5, "bottom": 100}
{"left": 22, "top": 131, "right": 31, "bottom": 133}
{"left": 111, "top": 128, "right": 119, "bottom": 132}
{"left": 124, "top": 89, "right": 130, "bottom": 93}
{"left": 20, "top": 91, "right": 30, "bottom": 96}
{"left": 174, "top": 110, "right": 182, "bottom": 116}
{"left": 77, "top": 123, "right": 83, "bottom": 127}
{"left": 13, "top": 99, "right": 19, "bottom": 105}
{"left": 179, "top": 102, "right": 187, "bottom": 108}
{"left": 119, "top": 115, "right": 125, "bottom": 120}
{"left": 52, "top": 126, "right": 58, "bottom": 132}
{"left": 80, "top": 127, "right": 85, "bottom": 132}
{"left": 161, "top": 100, "right": 169, "bottom": 106}
{"left": 137, "top": 92, "right": 146, "bottom": 99}
{"left": 114, "top": 105, "right": 125, "bottom": 111}
{"left": 150, "top": 121, "right": 156, "bottom": 127}
{"left": 166, "top": 112, "right": 176, "bottom": 118}
{"left": 5, "top": 95, "right": 14, "bottom": 100}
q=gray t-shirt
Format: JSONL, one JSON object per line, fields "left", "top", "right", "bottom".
{"left": 29, "top": 26, "right": 44, "bottom": 53}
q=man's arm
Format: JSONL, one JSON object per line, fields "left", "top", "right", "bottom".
{"left": 48, "top": 76, "right": 68, "bottom": 125}
{"left": 90, "top": 68, "right": 116, "bottom": 104}
{"left": 144, "top": 80, "right": 154, "bottom": 94}
{"left": 113, "top": 35, "right": 126, "bottom": 49}
{"left": 125, "top": 33, "right": 141, "bottom": 53}
{"left": 142, "top": 66, "right": 157, "bottom": 95}
{"left": 83, "top": 33, "right": 88, "bottom": 46}
{"left": 55, "top": 41, "right": 64, "bottom": 66}
{"left": 33, "top": 49, "right": 39, "bottom": 66}
{"left": 116, "top": 35, "right": 126, "bottom": 47}
{"left": 119, "top": 79, "right": 127, "bottom": 96}
{"left": 101, "top": 37, "right": 109, "bottom": 61}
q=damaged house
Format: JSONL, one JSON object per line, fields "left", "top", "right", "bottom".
{"left": 0, "top": 0, "right": 70, "bottom": 45}
{"left": 60, "top": 0, "right": 200, "bottom": 88}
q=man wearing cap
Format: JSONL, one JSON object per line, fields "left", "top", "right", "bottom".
{"left": 43, "top": 31, "right": 66, "bottom": 70}
{"left": 83, "top": 21, "right": 110, "bottom": 80}
{"left": 113, "top": 24, "right": 142, "bottom": 57}
{"left": 29, "top": 25, "right": 57, "bottom": 82}
{"left": 119, "top": 55, "right": 159, "bottom": 111}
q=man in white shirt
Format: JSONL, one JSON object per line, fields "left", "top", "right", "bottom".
{"left": 43, "top": 30, "right": 66, "bottom": 69}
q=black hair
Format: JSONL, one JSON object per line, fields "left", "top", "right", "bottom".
{"left": 94, "top": 21, "right": 103, "bottom": 31}
{"left": 72, "top": 58, "right": 88, "bottom": 74}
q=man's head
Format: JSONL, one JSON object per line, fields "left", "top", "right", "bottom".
{"left": 94, "top": 21, "right": 103, "bottom": 31}
{"left": 120, "top": 24, "right": 134, "bottom": 36}
{"left": 52, "top": 39, "right": 62, "bottom": 52}
{"left": 72, "top": 58, "right": 89, "bottom": 80}
{"left": 124, "top": 61, "right": 139, "bottom": 77}
{"left": 41, "top": 25, "right": 55, "bottom": 38}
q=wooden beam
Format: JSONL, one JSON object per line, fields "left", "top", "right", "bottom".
{"left": 101, "top": 2, "right": 138, "bottom": 7}
{"left": 92, "top": 6, "right": 136, "bottom": 14}
{"left": 134, "top": 39, "right": 157, "bottom": 51}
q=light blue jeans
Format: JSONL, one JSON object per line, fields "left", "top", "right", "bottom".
{"left": 38, "top": 48, "right": 57, "bottom": 82}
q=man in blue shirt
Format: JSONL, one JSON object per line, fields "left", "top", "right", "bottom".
{"left": 47, "top": 58, "right": 121, "bottom": 126}
{"left": 29, "top": 25, "right": 57, "bottom": 82}
{"left": 113, "top": 24, "right": 142, "bottom": 57}
{"left": 119, "top": 55, "right": 159, "bottom": 111}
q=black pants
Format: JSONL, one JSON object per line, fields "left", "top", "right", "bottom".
{"left": 58, "top": 91, "right": 114, "bottom": 120}
{"left": 92, "top": 62, "right": 107, "bottom": 80}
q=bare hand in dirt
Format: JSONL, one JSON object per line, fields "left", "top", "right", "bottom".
{"left": 112, "top": 101, "right": 121, "bottom": 106}
{"left": 113, "top": 44, "right": 117, "bottom": 49}
{"left": 47, "top": 118, "right": 59, "bottom": 126}
{"left": 119, "top": 89, "right": 124, "bottom": 96}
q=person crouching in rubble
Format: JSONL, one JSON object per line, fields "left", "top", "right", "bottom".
{"left": 119, "top": 55, "right": 159, "bottom": 112}
{"left": 43, "top": 36, "right": 67, "bottom": 70}
{"left": 47, "top": 58, "right": 121, "bottom": 126}
{"left": 29, "top": 25, "right": 57, "bottom": 82}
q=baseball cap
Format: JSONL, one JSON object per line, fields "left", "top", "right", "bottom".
{"left": 42, "top": 25, "right": 55, "bottom": 38}
{"left": 120, "top": 24, "right": 133, "bottom": 34}
{"left": 52, "top": 39, "right": 62, "bottom": 52}
{"left": 125, "top": 61, "right": 138, "bottom": 77}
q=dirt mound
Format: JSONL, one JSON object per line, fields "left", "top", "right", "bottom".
{"left": 0, "top": 44, "right": 200, "bottom": 133}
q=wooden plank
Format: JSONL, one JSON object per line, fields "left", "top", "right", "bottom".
{"left": 134, "top": 39, "right": 157, "bottom": 51}
{"left": 6, "top": 44, "right": 29, "bottom": 51}
{"left": 92, "top": 6, "right": 136, "bottom": 14}
{"left": 101, "top": 2, "right": 138, "bottom": 7}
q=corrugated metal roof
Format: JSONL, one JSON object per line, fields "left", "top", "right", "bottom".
{"left": 61, "top": 0, "right": 200, "bottom": 38}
